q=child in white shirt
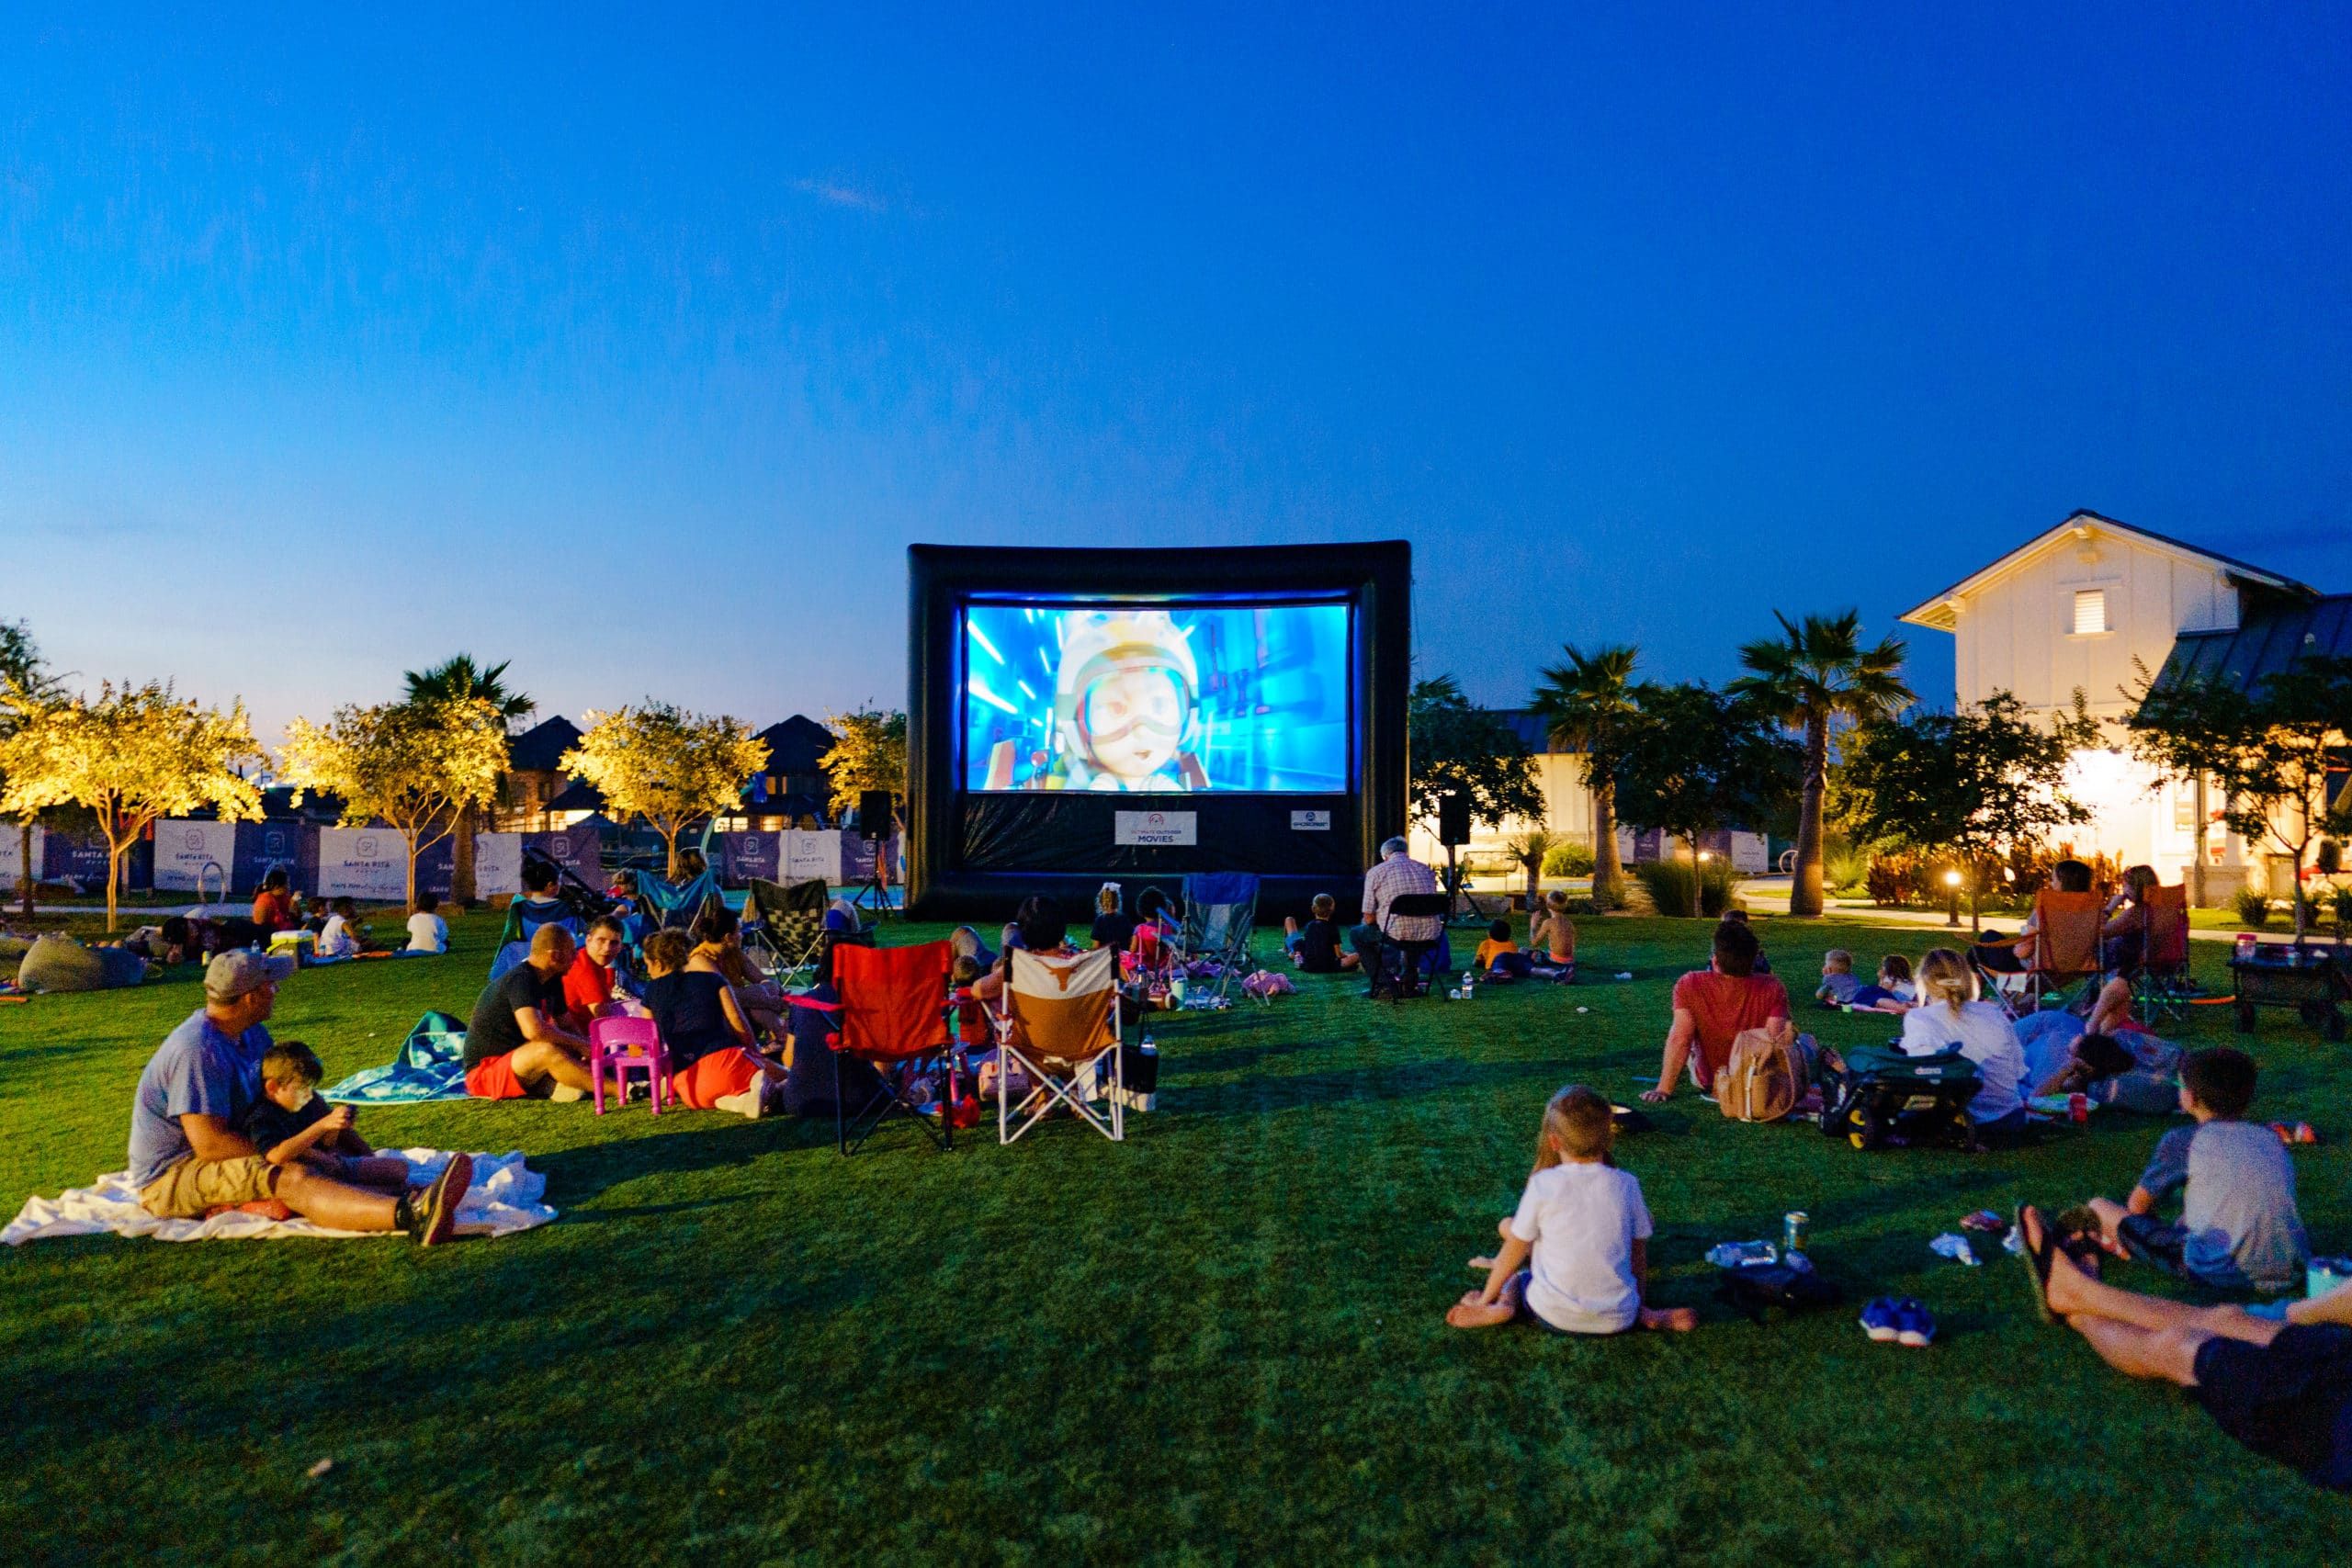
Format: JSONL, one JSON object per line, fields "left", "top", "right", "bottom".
{"left": 1446, "top": 1084, "right": 1697, "bottom": 1335}
{"left": 405, "top": 892, "right": 449, "bottom": 954}
{"left": 313, "top": 897, "right": 364, "bottom": 960}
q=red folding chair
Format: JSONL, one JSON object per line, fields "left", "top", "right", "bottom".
{"left": 2132, "top": 882, "right": 2194, "bottom": 1026}
{"left": 817, "top": 940, "right": 959, "bottom": 1156}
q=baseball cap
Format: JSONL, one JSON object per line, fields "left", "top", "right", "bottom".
{"left": 205, "top": 950, "right": 296, "bottom": 1001}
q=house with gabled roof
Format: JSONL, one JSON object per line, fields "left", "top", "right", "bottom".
{"left": 1900, "top": 509, "right": 2348, "bottom": 905}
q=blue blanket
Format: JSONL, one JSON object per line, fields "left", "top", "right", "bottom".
{"left": 323, "top": 1010, "right": 473, "bottom": 1103}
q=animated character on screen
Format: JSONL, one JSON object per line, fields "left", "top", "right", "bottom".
{"left": 982, "top": 610, "right": 1210, "bottom": 791}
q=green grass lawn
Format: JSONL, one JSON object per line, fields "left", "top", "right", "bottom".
{"left": 3, "top": 910, "right": 2346, "bottom": 1563}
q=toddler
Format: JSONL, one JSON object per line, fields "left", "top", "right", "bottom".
{"left": 1283, "top": 894, "right": 1353, "bottom": 974}
{"left": 1475, "top": 919, "right": 1531, "bottom": 980}
{"left": 1445, "top": 1085, "right": 1697, "bottom": 1335}
{"left": 1814, "top": 949, "right": 1863, "bottom": 1007}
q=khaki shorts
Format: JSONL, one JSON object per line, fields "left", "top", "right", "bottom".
{"left": 139, "top": 1155, "right": 282, "bottom": 1218}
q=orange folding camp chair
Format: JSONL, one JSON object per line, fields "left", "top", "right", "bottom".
{"left": 816, "top": 940, "right": 959, "bottom": 1156}
{"left": 2132, "top": 883, "right": 2194, "bottom": 1026}
{"left": 1980, "top": 887, "right": 2102, "bottom": 1016}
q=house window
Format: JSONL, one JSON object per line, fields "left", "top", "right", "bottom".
{"left": 2072, "top": 589, "right": 2109, "bottom": 636}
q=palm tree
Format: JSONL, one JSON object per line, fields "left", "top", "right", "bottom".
{"left": 402, "top": 655, "right": 534, "bottom": 907}
{"left": 1729, "top": 610, "right": 1912, "bottom": 919}
{"left": 1528, "top": 643, "right": 1639, "bottom": 907}
{"left": 1502, "top": 828, "right": 1556, "bottom": 924}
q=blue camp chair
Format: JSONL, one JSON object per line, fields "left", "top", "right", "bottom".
{"left": 486, "top": 897, "right": 585, "bottom": 982}
{"left": 1180, "top": 872, "right": 1260, "bottom": 1001}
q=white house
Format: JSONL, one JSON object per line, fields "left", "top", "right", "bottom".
{"left": 1899, "top": 510, "right": 2349, "bottom": 905}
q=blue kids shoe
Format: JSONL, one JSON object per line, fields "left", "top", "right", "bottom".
{"left": 1894, "top": 1298, "right": 1937, "bottom": 1348}
{"left": 1859, "top": 1297, "right": 1901, "bottom": 1342}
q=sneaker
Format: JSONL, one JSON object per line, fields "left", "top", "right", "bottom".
{"left": 1858, "top": 1297, "right": 1901, "bottom": 1343}
{"left": 408, "top": 1153, "right": 473, "bottom": 1247}
{"left": 1894, "top": 1298, "right": 1937, "bottom": 1347}
{"left": 715, "top": 1087, "right": 765, "bottom": 1120}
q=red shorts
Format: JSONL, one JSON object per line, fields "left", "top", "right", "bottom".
{"left": 465, "top": 1052, "right": 527, "bottom": 1100}
{"left": 667, "top": 1047, "right": 763, "bottom": 1110}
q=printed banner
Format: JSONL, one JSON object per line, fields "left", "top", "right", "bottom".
{"left": 1290, "top": 809, "right": 1332, "bottom": 831}
{"left": 40, "top": 832, "right": 150, "bottom": 891}
{"left": 153, "top": 820, "right": 237, "bottom": 892}
{"left": 474, "top": 833, "right": 523, "bottom": 898}
{"left": 526, "top": 827, "right": 608, "bottom": 893}
{"left": 718, "top": 830, "right": 782, "bottom": 887}
{"left": 0, "top": 826, "right": 43, "bottom": 886}
{"left": 240, "top": 822, "right": 310, "bottom": 895}
{"left": 1114, "top": 810, "right": 1197, "bottom": 848}
{"left": 315, "top": 828, "right": 411, "bottom": 900}
{"left": 782, "top": 829, "right": 842, "bottom": 885}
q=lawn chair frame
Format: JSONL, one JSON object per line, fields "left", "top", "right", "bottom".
{"left": 1180, "top": 872, "right": 1261, "bottom": 1002}
{"left": 809, "top": 941, "right": 960, "bottom": 1156}
{"left": 991, "top": 947, "right": 1125, "bottom": 1145}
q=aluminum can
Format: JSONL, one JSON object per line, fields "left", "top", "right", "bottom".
{"left": 1782, "top": 1211, "right": 1809, "bottom": 1256}
{"left": 2068, "top": 1092, "right": 2088, "bottom": 1124}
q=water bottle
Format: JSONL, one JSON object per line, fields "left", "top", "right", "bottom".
{"left": 1463, "top": 970, "right": 1475, "bottom": 1001}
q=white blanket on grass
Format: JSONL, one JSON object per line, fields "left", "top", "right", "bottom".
{"left": 1, "top": 1149, "right": 556, "bottom": 1246}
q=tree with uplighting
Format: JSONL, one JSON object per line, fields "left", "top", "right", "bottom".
{"left": 2128, "top": 655, "right": 2352, "bottom": 939}
{"left": 1604, "top": 682, "right": 1798, "bottom": 881}
{"left": 278, "top": 695, "right": 512, "bottom": 908}
{"left": 561, "top": 703, "right": 765, "bottom": 878}
{"left": 820, "top": 708, "right": 907, "bottom": 823}
{"left": 1833, "top": 690, "right": 2100, "bottom": 931}
{"left": 0, "top": 679, "right": 266, "bottom": 931}
{"left": 401, "top": 654, "right": 534, "bottom": 907}
{"left": 1407, "top": 677, "right": 1544, "bottom": 894}
{"left": 0, "top": 620, "right": 68, "bottom": 917}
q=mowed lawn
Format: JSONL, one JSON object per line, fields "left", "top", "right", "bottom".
{"left": 2, "top": 910, "right": 2346, "bottom": 1564}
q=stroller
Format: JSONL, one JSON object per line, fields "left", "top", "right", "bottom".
{"left": 1816, "top": 1041, "right": 1983, "bottom": 1152}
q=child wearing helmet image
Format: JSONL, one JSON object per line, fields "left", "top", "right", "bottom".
{"left": 1050, "top": 610, "right": 1208, "bottom": 792}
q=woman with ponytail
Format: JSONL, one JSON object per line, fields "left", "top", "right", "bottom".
{"left": 1897, "top": 948, "right": 2030, "bottom": 1135}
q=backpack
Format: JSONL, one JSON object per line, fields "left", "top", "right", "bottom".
{"left": 1716, "top": 1021, "right": 1806, "bottom": 1122}
{"left": 1717, "top": 1261, "right": 1842, "bottom": 1322}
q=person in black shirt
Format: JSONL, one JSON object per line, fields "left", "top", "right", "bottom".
{"left": 1283, "top": 894, "right": 1356, "bottom": 975}
{"left": 238, "top": 1041, "right": 411, "bottom": 1190}
{"left": 463, "top": 926, "right": 594, "bottom": 1100}
{"left": 1090, "top": 882, "right": 1141, "bottom": 954}
{"left": 640, "top": 928, "right": 782, "bottom": 1117}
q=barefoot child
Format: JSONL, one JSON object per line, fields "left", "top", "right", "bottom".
{"left": 1446, "top": 1084, "right": 1697, "bottom": 1335}
{"left": 239, "top": 1042, "right": 413, "bottom": 1190}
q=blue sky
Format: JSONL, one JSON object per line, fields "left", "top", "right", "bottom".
{"left": 5, "top": 6, "right": 2348, "bottom": 744}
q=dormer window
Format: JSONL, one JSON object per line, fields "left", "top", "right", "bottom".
{"left": 2073, "top": 589, "right": 2109, "bottom": 636}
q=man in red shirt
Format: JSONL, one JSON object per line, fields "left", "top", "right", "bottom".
{"left": 1641, "top": 919, "right": 1791, "bottom": 1103}
{"left": 561, "top": 916, "right": 630, "bottom": 1021}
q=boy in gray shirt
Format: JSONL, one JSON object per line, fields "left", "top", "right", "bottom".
{"left": 2085, "top": 1046, "right": 2308, "bottom": 1293}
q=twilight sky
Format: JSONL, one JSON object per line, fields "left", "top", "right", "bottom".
{"left": 5, "top": 6, "right": 2349, "bottom": 747}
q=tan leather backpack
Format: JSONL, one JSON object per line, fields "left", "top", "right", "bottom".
{"left": 1717, "top": 1019, "right": 1806, "bottom": 1122}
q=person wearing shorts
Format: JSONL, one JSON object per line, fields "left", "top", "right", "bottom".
{"left": 128, "top": 951, "right": 468, "bottom": 1243}
{"left": 2019, "top": 1206, "right": 2352, "bottom": 1490}
{"left": 464, "top": 925, "right": 595, "bottom": 1100}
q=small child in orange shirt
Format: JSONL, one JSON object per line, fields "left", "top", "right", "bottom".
{"left": 1475, "top": 919, "right": 1532, "bottom": 980}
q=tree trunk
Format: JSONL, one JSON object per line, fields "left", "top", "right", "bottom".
{"left": 452, "top": 802, "right": 479, "bottom": 908}
{"left": 2188, "top": 775, "right": 2208, "bottom": 908}
{"left": 1686, "top": 833, "right": 1705, "bottom": 918}
{"left": 1789, "top": 716, "right": 1828, "bottom": 918}
{"left": 106, "top": 840, "right": 123, "bottom": 933}
{"left": 404, "top": 831, "right": 420, "bottom": 913}
{"left": 16, "top": 820, "right": 31, "bottom": 918}
{"left": 1522, "top": 857, "right": 1540, "bottom": 918}
{"left": 1591, "top": 775, "right": 1623, "bottom": 907}
{"left": 663, "top": 827, "right": 682, "bottom": 881}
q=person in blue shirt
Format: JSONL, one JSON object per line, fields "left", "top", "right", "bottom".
{"left": 128, "top": 951, "right": 469, "bottom": 1244}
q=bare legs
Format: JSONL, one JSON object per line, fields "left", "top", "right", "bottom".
{"left": 2022, "top": 1206, "right": 2281, "bottom": 1391}
{"left": 511, "top": 1039, "right": 594, "bottom": 1092}
{"left": 1448, "top": 1218, "right": 1697, "bottom": 1332}
{"left": 275, "top": 1165, "right": 402, "bottom": 1231}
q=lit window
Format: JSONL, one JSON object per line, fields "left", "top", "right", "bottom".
{"left": 2073, "top": 589, "right": 2108, "bottom": 636}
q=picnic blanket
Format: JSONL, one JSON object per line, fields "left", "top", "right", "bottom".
{"left": 322, "top": 1010, "right": 472, "bottom": 1103}
{"left": 2, "top": 1149, "right": 555, "bottom": 1245}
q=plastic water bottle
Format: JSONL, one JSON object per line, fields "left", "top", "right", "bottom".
{"left": 1463, "top": 970, "right": 1475, "bottom": 1001}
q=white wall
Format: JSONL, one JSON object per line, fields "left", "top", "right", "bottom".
{"left": 1951, "top": 527, "right": 2237, "bottom": 720}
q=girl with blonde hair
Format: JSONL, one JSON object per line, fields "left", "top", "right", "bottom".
{"left": 1897, "top": 948, "right": 2030, "bottom": 1135}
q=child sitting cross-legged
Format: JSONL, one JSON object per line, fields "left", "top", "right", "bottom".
{"left": 2077, "top": 1045, "right": 2309, "bottom": 1294}
{"left": 238, "top": 1042, "right": 413, "bottom": 1191}
{"left": 1446, "top": 1084, "right": 1697, "bottom": 1335}
{"left": 1282, "top": 894, "right": 1356, "bottom": 974}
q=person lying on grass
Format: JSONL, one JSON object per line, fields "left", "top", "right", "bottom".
{"left": 463, "top": 925, "right": 596, "bottom": 1100}
{"left": 2070, "top": 1045, "right": 2308, "bottom": 1294}
{"left": 239, "top": 1041, "right": 412, "bottom": 1191}
{"left": 1447, "top": 1084, "right": 1697, "bottom": 1335}
{"left": 2016, "top": 1205, "right": 2352, "bottom": 1491}
{"left": 129, "top": 952, "right": 469, "bottom": 1244}
{"left": 1640, "top": 919, "right": 1790, "bottom": 1104}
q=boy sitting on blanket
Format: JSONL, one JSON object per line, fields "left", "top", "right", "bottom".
{"left": 238, "top": 1042, "right": 411, "bottom": 1193}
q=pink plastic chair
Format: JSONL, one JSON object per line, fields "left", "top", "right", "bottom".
{"left": 590, "top": 1014, "right": 670, "bottom": 1115}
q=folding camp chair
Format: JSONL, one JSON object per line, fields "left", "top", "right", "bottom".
{"left": 991, "top": 946, "right": 1126, "bottom": 1144}
{"left": 741, "top": 874, "right": 830, "bottom": 985}
{"left": 816, "top": 940, "right": 959, "bottom": 1156}
{"left": 2130, "top": 882, "right": 2194, "bottom": 1027}
{"left": 1376, "top": 891, "right": 1452, "bottom": 1002}
{"left": 486, "top": 897, "right": 585, "bottom": 982}
{"left": 1179, "top": 872, "right": 1260, "bottom": 1001}
{"left": 1979, "top": 888, "right": 2102, "bottom": 1018}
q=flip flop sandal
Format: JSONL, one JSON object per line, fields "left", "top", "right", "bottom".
{"left": 2013, "top": 1205, "right": 2064, "bottom": 1325}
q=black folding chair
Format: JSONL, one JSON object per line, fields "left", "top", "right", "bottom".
{"left": 741, "top": 874, "right": 830, "bottom": 984}
{"left": 1377, "top": 892, "right": 1451, "bottom": 1002}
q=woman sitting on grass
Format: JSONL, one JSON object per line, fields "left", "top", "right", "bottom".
{"left": 641, "top": 929, "right": 787, "bottom": 1119}
{"left": 1447, "top": 1084, "right": 1696, "bottom": 1336}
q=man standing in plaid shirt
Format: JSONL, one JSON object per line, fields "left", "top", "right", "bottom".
{"left": 1350, "top": 836, "right": 1441, "bottom": 993}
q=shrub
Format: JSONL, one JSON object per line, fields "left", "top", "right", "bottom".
{"left": 1633, "top": 858, "right": 1741, "bottom": 919}
{"left": 1826, "top": 847, "right": 1871, "bottom": 893}
{"left": 2333, "top": 883, "right": 2352, "bottom": 931}
{"left": 2233, "top": 886, "right": 2271, "bottom": 928}
{"left": 1542, "top": 840, "right": 1597, "bottom": 878}
{"left": 2316, "top": 840, "right": 2343, "bottom": 874}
